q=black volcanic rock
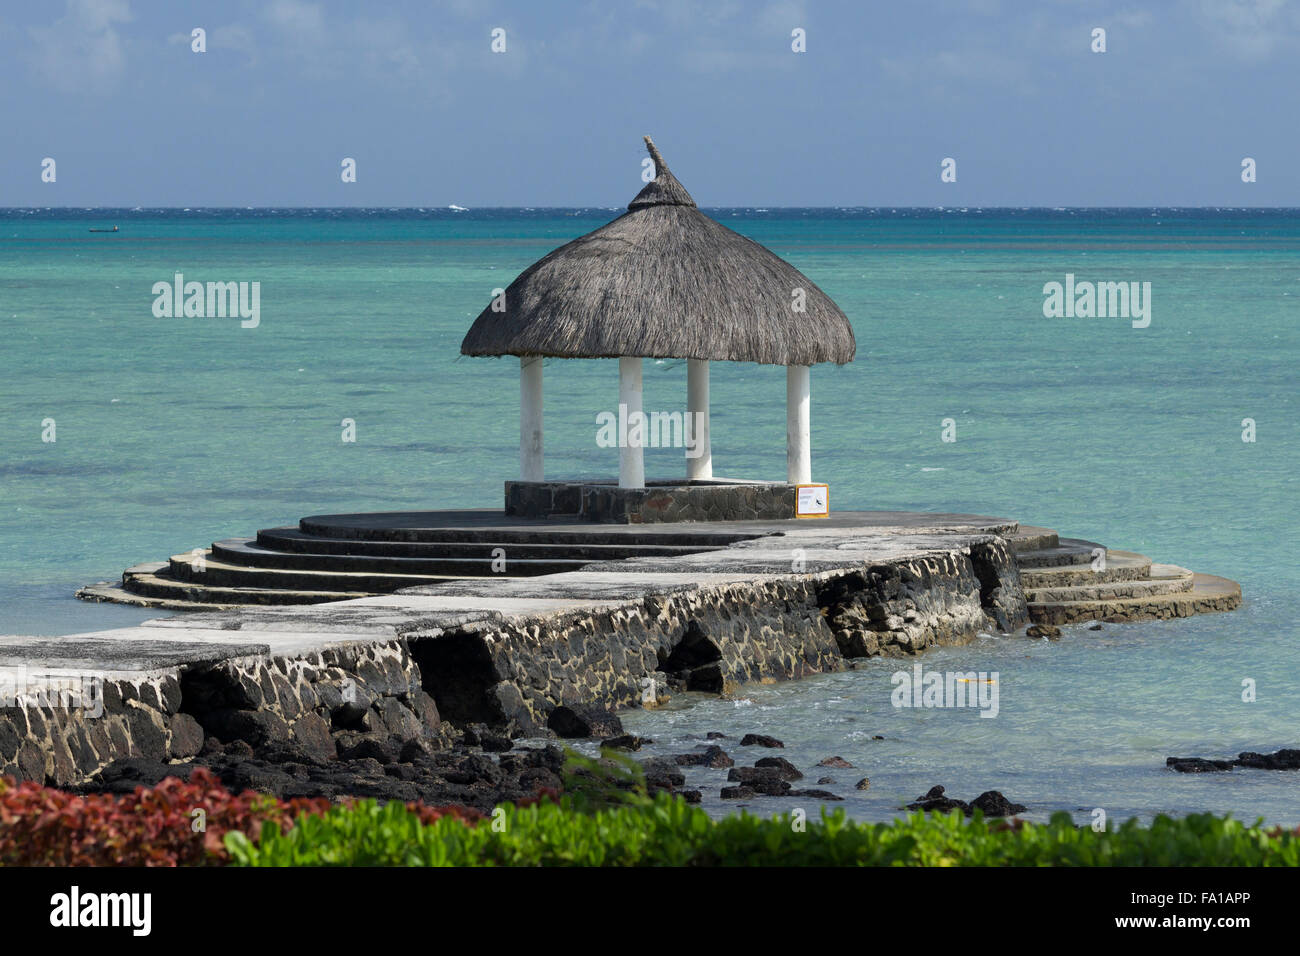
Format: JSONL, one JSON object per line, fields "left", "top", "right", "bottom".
{"left": 789, "top": 789, "right": 843, "bottom": 801}
{"left": 817, "top": 756, "right": 854, "bottom": 768}
{"left": 907, "top": 785, "right": 969, "bottom": 813}
{"left": 639, "top": 757, "right": 686, "bottom": 789}
{"left": 72, "top": 743, "right": 570, "bottom": 814}
{"left": 1235, "top": 749, "right": 1300, "bottom": 770}
{"left": 754, "top": 756, "right": 803, "bottom": 780}
{"left": 970, "top": 790, "right": 1027, "bottom": 816}
{"left": 675, "top": 745, "right": 733, "bottom": 768}
{"left": 1167, "top": 757, "right": 1234, "bottom": 773}
{"left": 726, "top": 766, "right": 791, "bottom": 795}
{"left": 1165, "top": 748, "right": 1300, "bottom": 773}
{"left": 547, "top": 704, "right": 623, "bottom": 739}
{"left": 907, "top": 786, "right": 1025, "bottom": 816}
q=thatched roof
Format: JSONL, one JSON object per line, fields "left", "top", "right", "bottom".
{"left": 460, "top": 137, "right": 856, "bottom": 366}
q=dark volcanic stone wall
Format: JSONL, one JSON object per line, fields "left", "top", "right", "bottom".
{"left": 1, "top": 539, "right": 1026, "bottom": 785}
{"left": 410, "top": 577, "right": 845, "bottom": 735}
{"left": 0, "top": 643, "right": 447, "bottom": 786}
{"left": 407, "top": 540, "right": 1025, "bottom": 735}
{"left": 178, "top": 643, "right": 446, "bottom": 759}
{"left": 0, "top": 674, "right": 196, "bottom": 787}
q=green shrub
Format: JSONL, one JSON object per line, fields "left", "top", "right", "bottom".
{"left": 224, "top": 793, "right": 1300, "bottom": 867}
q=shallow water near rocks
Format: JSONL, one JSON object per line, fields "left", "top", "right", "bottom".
{"left": 614, "top": 600, "right": 1296, "bottom": 826}
{"left": 2, "top": 208, "right": 1296, "bottom": 823}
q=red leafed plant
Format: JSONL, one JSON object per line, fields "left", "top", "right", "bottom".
{"left": 0, "top": 769, "right": 481, "bottom": 867}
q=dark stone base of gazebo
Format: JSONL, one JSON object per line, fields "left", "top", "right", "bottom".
{"left": 504, "top": 478, "right": 798, "bottom": 523}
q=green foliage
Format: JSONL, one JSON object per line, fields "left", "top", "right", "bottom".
{"left": 224, "top": 794, "right": 1300, "bottom": 867}
{"left": 560, "top": 746, "right": 651, "bottom": 813}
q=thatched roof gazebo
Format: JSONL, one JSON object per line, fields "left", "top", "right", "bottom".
{"left": 461, "top": 136, "right": 855, "bottom": 495}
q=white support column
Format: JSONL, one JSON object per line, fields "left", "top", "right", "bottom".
{"left": 519, "top": 356, "right": 543, "bottom": 481}
{"left": 686, "top": 358, "right": 712, "bottom": 481}
{"left": 618, "top": 356, "right": 645, "bottom": 489}
{"left": 786, "top": 364, "right": 811, "bottom": 484}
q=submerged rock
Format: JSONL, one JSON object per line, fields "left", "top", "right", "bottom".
{"left": 1165, "top": 748, "right": 1300, "bottom": 772}
{"left": 675, "top": 745, "right": 734, "bottom": 768}
{"left": 727, "top": 766, "right": 791, "bottom": 794}
{"left": 1167, "top": 756, "right": 1234, "bottom": 773}
{"left": 740, "top": 733, "right": 784, "bottom": 748}
{"left": 817, "top": 755, "right": 854, "bottom": 768}
{"left": 1026, "top": 624, "right": 1062, "bottom": 639}
{"left": 639, "top": 757, "right": 686, "bottom": 789}
{"left": 907, "top": 785, "right": 969, "bottom": 813}
{"left": 906, "top": 785, "right": 1026, "bottom": 817}
{"left": 754, "top": 756, "right": 804, "bottom": 780}
{"left": 721, "top": 785, "right": 755, "bottom": 800}
{"left": 1235, "top": 749, "right": 1300, "bottom": 771}
{"left": 970, "top": 790, "right": 1027, "bottom": 816}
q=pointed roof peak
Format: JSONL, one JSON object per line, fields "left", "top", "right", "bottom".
{"left": 628, "top": 135, "right": 697, "bottom": 210}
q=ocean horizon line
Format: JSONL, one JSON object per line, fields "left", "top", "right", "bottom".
{"left": 4, "top": 205, "right": 1300, "bottom": 213}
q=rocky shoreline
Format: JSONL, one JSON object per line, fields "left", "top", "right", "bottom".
{"left": 1167, "top": 749, "right": 1300, "bottom": 773}
{"left": 4, "top": 536, "right": 1029, "bottom": 788}
{"left": 70, "top": 719, "right": 1034, "bottom": 819}
{"left": 1, "top": 515, "right": 1245, "bottom": 806}
{"left": 73, "top": 730, "right": 1300, "bottom": 821}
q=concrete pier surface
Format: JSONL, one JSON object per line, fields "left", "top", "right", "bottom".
{"left": 5, "top": 510, "right": 1240, "bottom": 786}
{"left": 47, "top": 510, "right": 1021, "bottom": 673}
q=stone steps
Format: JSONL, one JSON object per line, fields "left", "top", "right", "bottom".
{"left": 1024, "top": 564, "right": 1194, "bottom": 604}
{"left": 78, "top": 562, "right": 372, "bottom": 608}
{"left": 79, "top": 509, "right": 775, "bottom": 609}
{"left": 1006, "top": 525, "right": 1060, "bottom": 553}
{"left": 1028, "top": 573, "right": 1242, "bottom": 626}
{"left": 209, "top": 538, "right": 593, "bottom": 577}
{"left": 297, "top": 512, "right": 763, "bottom": 547}
{"left": 167, "top": 551, "right": 480, "bottom": 591}
{"left": 1013, "top": 524, "right": 1241, "bottom": 625}
{"left": 1019, "top": 550, "right": 1152, "bottom": 587}
{"left": 1015, "top": 538, "right": 1106, "bottom": 569}
{"left": 74, "top": 511, "right": 1242, "bottom": 624}
{"left": 254, "top": 527, "right": 721, "bottom": 560}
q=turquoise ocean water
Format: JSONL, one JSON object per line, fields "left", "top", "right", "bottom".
{"left": 1, "top": 208, "right": 1296, "bottom": 823}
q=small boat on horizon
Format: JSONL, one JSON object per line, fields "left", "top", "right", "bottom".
{"left": 89, "top": 226, "right": 119, "bottom": 233}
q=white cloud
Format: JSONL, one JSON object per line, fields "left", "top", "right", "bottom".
{"left": 263, "top": 0, "right": 326, "bottom": 48}
{"left": 1196, "top": 0, "right": 1299, "bottom": 60}
{"left": 26, "top": 0, "right": 132, "bottom": 94}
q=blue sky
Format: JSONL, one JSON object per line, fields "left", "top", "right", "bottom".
{"left": 1, "top": 0, "right": 1297, "bottom": 206}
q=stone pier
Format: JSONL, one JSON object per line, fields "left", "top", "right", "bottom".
{"left": 6, "top": 510, "right": 1239, "bottom": 786}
